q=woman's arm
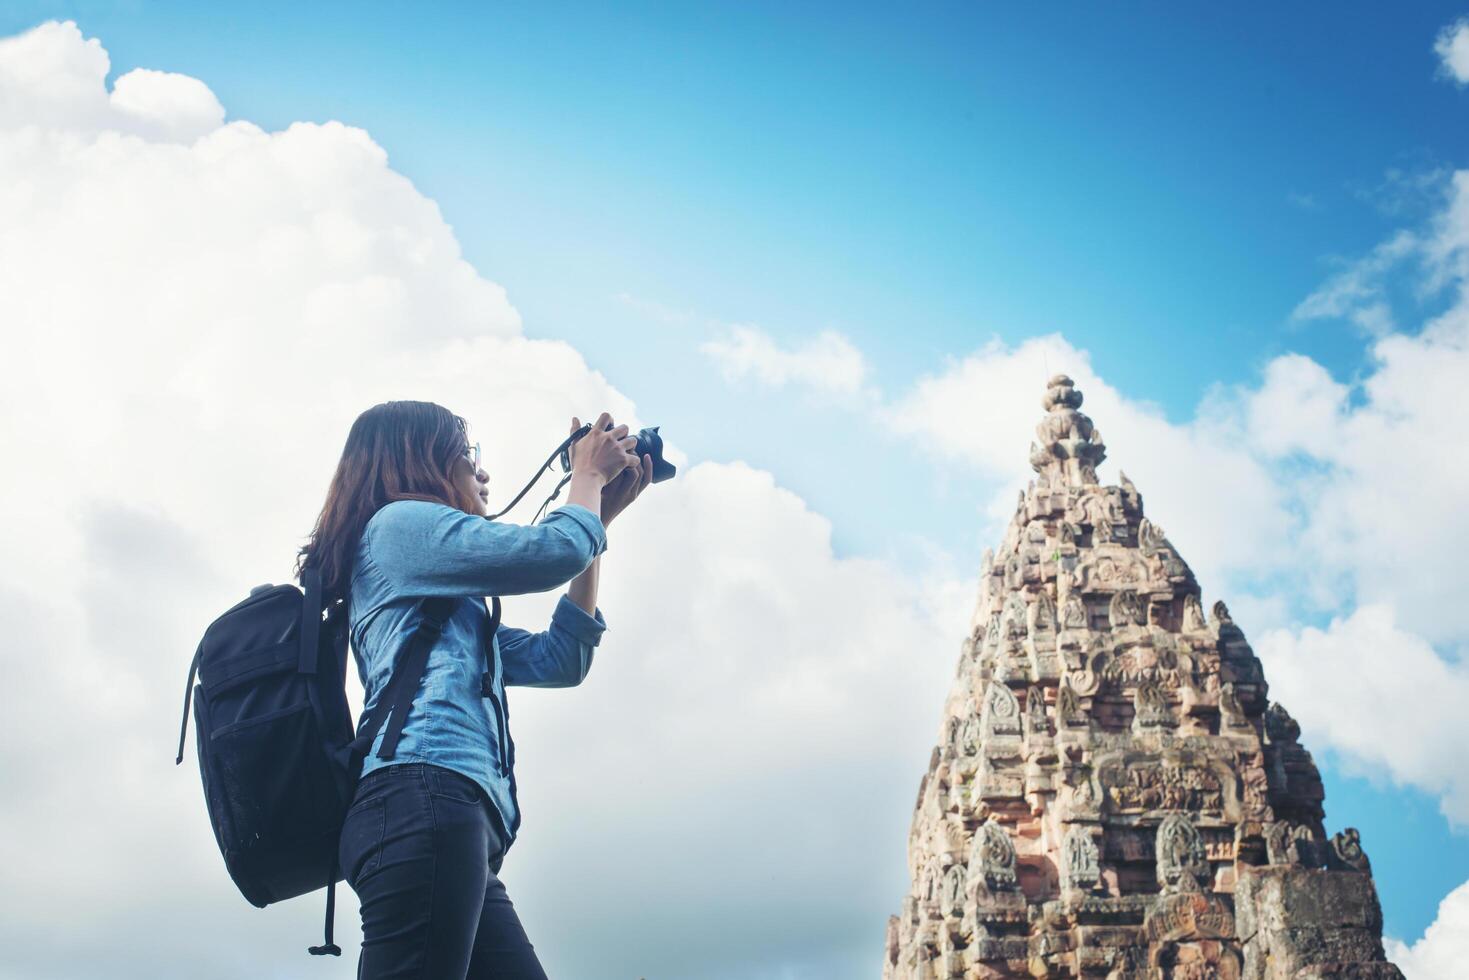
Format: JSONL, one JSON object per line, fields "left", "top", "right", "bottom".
{"left": 564, "top": 450, "right": 652, "bottom": 615}
{"left": 499, "top": 597, "right": 606, "bottom": 688}
{"left": 561, "top": 473, "right": 604, "bottom": 615}
{"left": 366, "top": 413, "right": 640, "bottom": 599}
{"left": 568, "top": 554, "right": 601, "bottom": 616}
{"left": 501, "top": 449, "right": 652, "bottom": 684}
{"left": 563, "top": 470, "right": 607, "bottom": 527}
{"left": 560, "top": 414, "right": 620, "bottom": 615}
{"left": 366, "top": 500, "right": 607, "bottom": 597}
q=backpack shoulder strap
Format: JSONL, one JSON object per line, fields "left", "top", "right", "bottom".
{"left": 479, "top": 597, "right": 502, "bottom": 698}
{"left": 298, "top": 565, "right": 325, "bottom": 675}
{"left": 353, "top": 595, "right": 458, "bottom": 762}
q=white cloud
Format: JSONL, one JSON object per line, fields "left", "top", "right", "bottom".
{"left": 1257, "top": 606, "right": 1469, "bottom": 822}
{"left": 1242, "top": 353, "right": 1349, "bottom": 458}
{"left": 1435, "top": 18, "right": 1469, "bottom": 86}
{"left": 1254, "top": 168, "right": 1469, "bottom": 648}
{"left": 0, "top": 20, "right": 967, "bottom": 979}
{"left": 1387, "top": 880, "right": 1469, "bottom": 980}
{"left": 701, "top": 324, "right": 870, "bottom": 396}
{"left": 1426, "top": 170, "right": 1469, "bottom": 287}
{"left": 0, "top": 20, "right": 222, "bottom": 141}
{"left": 1280, "top": 328, "right": 1469, "bottom": 645}
{"left": 1291, "top": 230, "right": 1417, "bottom": 335}
{"left": 110, "top": 67, "right": 225, "bottom": 141}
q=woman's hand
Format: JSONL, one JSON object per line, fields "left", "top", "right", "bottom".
{"left": 567, "top": 413, "right": 637, "bottom": 486}
{"left": 601, "top": 453, "right": 653, "bottom": 525}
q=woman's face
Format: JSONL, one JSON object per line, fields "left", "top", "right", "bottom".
{"left": 453, "top": 446, "right": 490, "bottom": 517}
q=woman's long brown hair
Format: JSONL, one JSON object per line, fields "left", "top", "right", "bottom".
{"left": 296, "top": 400, "right": 481, "bottom": 604}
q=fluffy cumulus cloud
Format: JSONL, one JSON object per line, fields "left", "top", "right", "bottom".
{"left": 1257, "top": 606, "right": 1469, "bottom": 820}
{"left": 700, "top": 324, "right": 870, "bottom": 396}
{"left": 0, "top": 20, "right": 222, "bottom": 139}
{"left": 1435, "top": 17, "right": 1469, "bottom": 86}
{"left": 1386, "top": 880, "right": 1469, "bottom": 980}
{"left": 0, "top": 21, "right": 966, "bottom": 979}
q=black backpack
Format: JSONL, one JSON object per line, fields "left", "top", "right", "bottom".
{"left": 173, "top": 564, "right": 499, "bottom": 956}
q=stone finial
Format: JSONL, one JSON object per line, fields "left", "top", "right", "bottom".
{"left": 1029, "top": 375, "right": 1107, "bottom": 487}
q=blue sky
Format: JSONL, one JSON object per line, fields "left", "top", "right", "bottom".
{"left": 29, "top": 2, "right": 1465, "bottom": 384}
{"left": 23, "top": 1, "right": 1466, "bottom": 551}
{"left": 4, "top": 2, "right": 1468, "bottom": 973}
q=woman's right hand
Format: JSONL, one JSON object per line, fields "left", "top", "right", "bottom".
{"left": 568, "top": 413, "right": 638, "bottom": 485}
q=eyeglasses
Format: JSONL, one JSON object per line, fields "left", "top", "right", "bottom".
{"left": 461, "top": 442, "right": 481, "bottom": 469}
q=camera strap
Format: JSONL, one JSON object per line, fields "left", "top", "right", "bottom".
{"left": 531, "top": 473, "right": 574, "bottom": 525}
{"left": 487, "top": 424, "right": 589, "bottom": 521}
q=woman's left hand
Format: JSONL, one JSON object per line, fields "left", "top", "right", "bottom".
{"left": 601, "top": 453, "right": 653, "bottom": 525}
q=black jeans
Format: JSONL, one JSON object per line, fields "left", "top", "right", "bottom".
{"left": 339, "top": 763, "right": 548, "bottom": 980}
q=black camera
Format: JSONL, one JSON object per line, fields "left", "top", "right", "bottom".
{"left": 492, "top": 418, "right": 675, "bottom": 521}
{"left": 564, "top": 421, "right": 676, "bottom": 484}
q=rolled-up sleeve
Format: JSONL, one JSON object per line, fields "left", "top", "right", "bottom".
{"left": 500, "top": 594, "right": 608, "bottom": 688}
{"left": 366, "top": 500, "right": 607, "bottom": 598}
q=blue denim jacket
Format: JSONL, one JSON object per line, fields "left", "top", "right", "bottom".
{"left": 347, "top": 499, "right": 608, "bottom": 849}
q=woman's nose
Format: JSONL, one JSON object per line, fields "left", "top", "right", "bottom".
{"left": 476, "top": 467, "right": 489, "bottom": 484}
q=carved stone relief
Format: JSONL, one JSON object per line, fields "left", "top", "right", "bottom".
{"left": 1134, "top": 679, "right": 1175, "bottom": 730}
{"left": 1004, "top": 554, "right": 1022, "bottom": 590}
{"left": 1330, "top": 827, "right": 1371, "bottom": 872}
{"left": 1029, "top": 592, "right": 1057, "bottom": 639}
{"left": 1096, "top": 754, "right": 1233, "bottom": 816}
{"left": 1109, "top": 588, "right": 1145, "bottom": 628}
{"left": 1065, "top": 767, "right": 1101, "bottom": 820}
{"left": 1001, "top": 593, "right": 1028, "bottom": 641}
{"left": 940, "top": 863, "right": 966, "bottom": 916}
{"left": 1264, "top": 702, "right": 1301, "bottom": 744}
{"left": 1156, "top": 813, "right": 1210, "bottom": 894}
{"left": 1073, "top": 550, "right": 1154, "bottom": 592}
{"left": 1218, "top": 682, "right": 1251, "bottom": 733}
{"left": 1138, "top": 518, "right": 1167, "bottom": 556}
{"left": 971, "top": 819, "right": 1019, "bottom": 891}
{"left": 1182, "top": 593, "right": 1207, "bottom": 632}
{"left": 1062, "top": 826, "right": 1100, "bottom": 891}
{"left": 1061, "top": 593, "right": 1087, "bottom": 630}
{"left": 957, "top": 712, "right": 981, "bottom": 757}
{"left": 1105, "top": 645, "right": 1179, "bottom": 689}
{"left": 1057, "top": 682, "right": 1086, "bottom": 728}
{"left": 981, "top": 682, "right": 1022, "bottom": 737}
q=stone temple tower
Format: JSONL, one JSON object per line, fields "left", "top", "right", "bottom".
{"left": 884, "top": 377, "right": 1401, "bottom": 979}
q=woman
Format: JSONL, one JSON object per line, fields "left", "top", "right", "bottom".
{"left": 296, "top": 400, "right": 651, "bottom": 978}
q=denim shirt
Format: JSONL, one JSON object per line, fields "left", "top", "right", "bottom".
{"left": 347, "top": 499, "right": 608, "bottom": 849}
